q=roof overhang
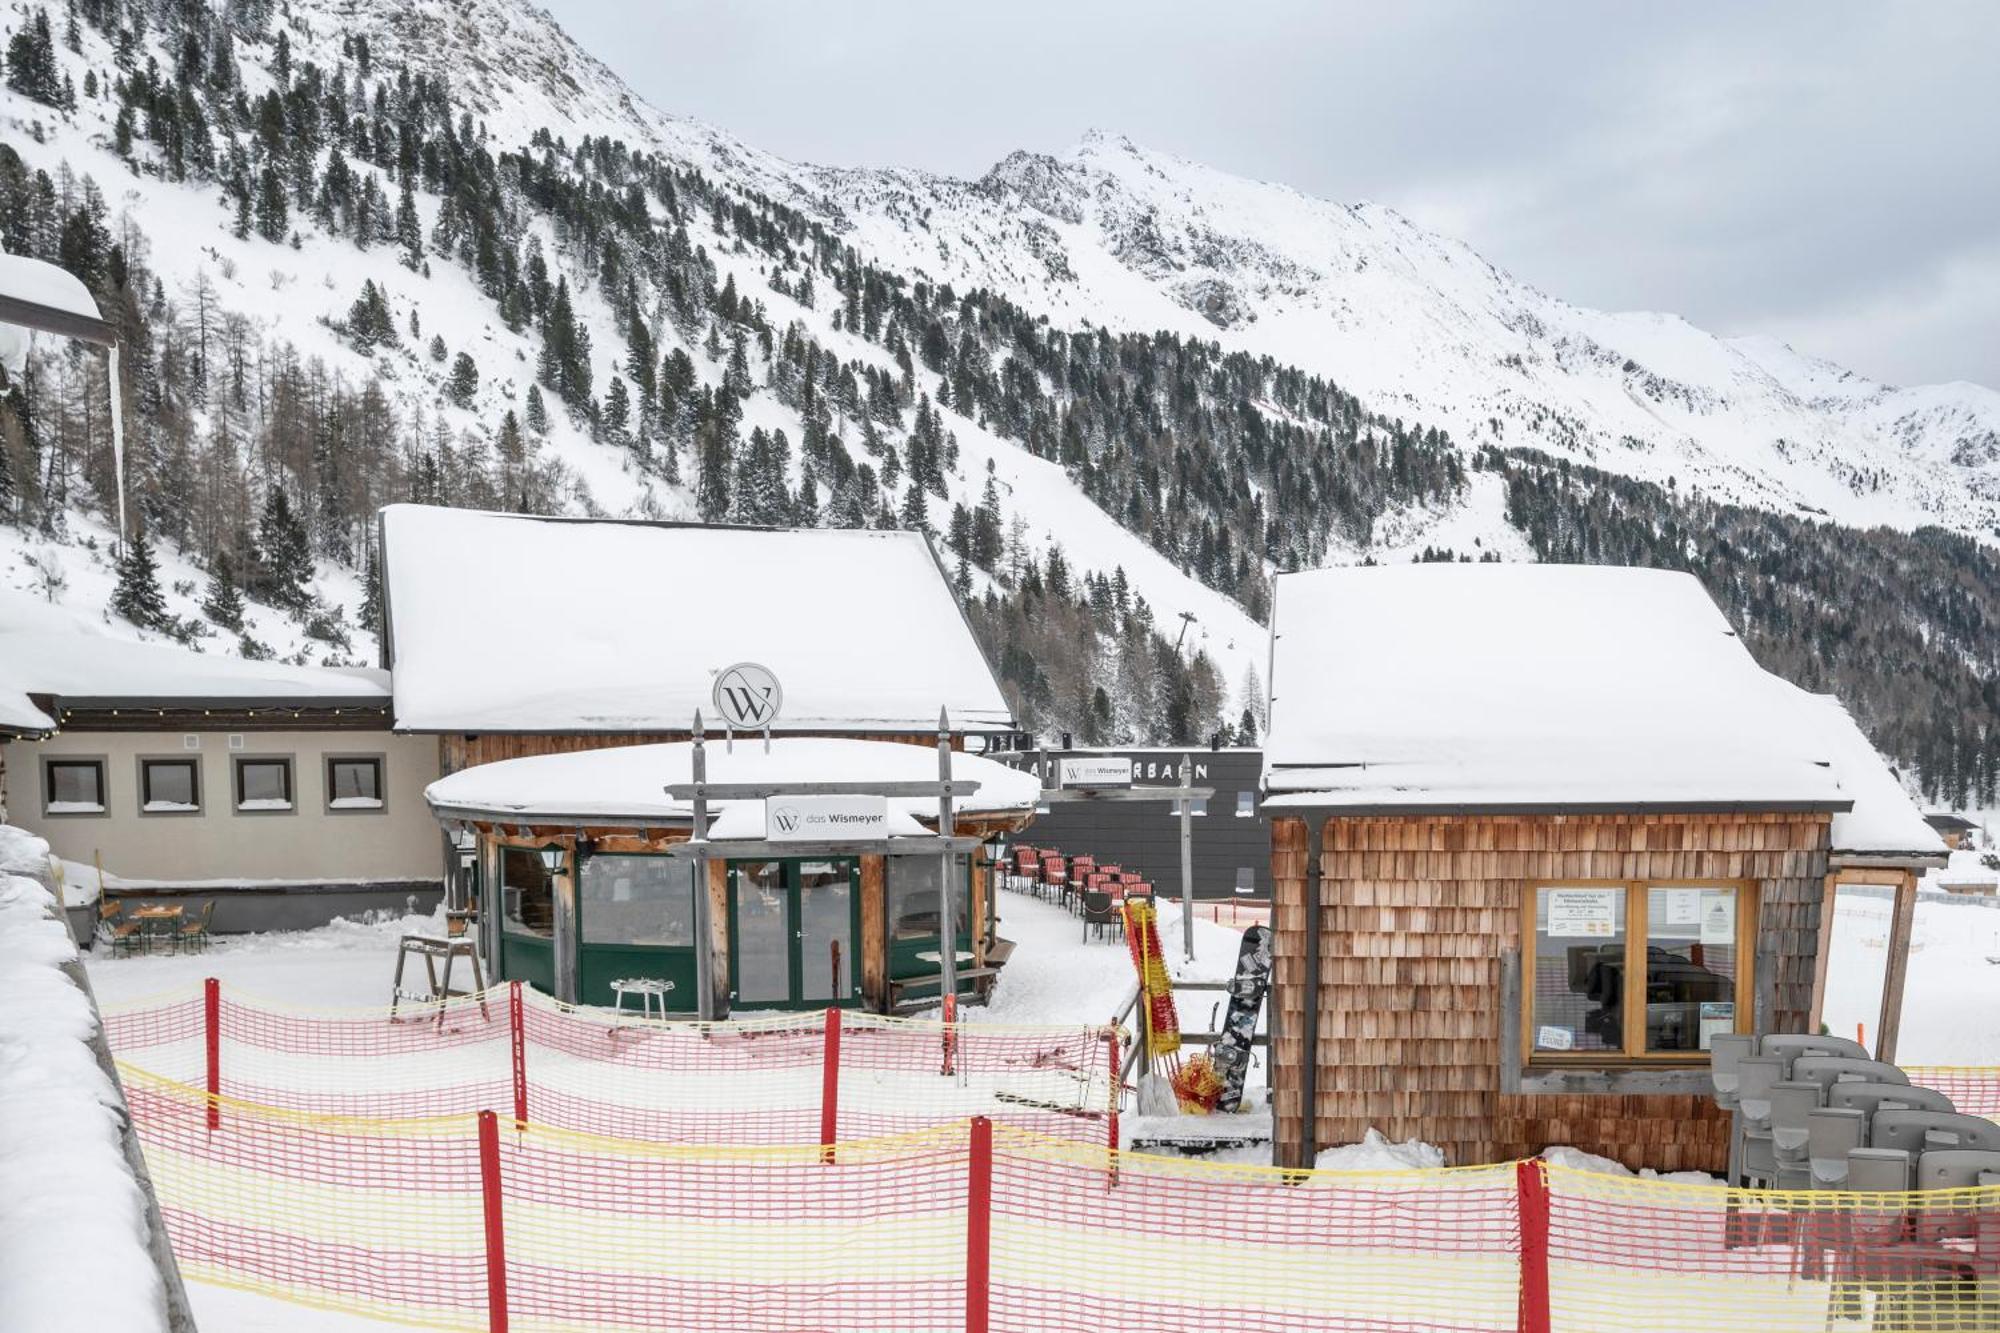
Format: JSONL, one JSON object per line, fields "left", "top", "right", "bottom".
{"left": 0, "top": 291, "right": 116, "bottom": 347}
{"left": 1260, "top": 797, "right": 1852, "bottom": 818}
{"left": 1829, "top": 851, "right": 1951, "bottom": 871}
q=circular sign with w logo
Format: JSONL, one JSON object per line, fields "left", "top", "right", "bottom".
{"left": 712, "top": 662, "right": 783, "bottom": 729}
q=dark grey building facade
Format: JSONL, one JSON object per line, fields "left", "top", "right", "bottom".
{"left": 999, "top": 747, "right": 1269, "bottom": 900}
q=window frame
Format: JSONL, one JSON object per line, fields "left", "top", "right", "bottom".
{"left": 137, "top": 756, "right": 203, "bottom": 816}
{"left": 1521, "top": 877, "right": 1757, "bottom": 1067}
{"left": 231, "top": 755, "right": 296, "bottom": 815}
{"left": 42, "top": 757, "right": 108, "bottom": 817}
{"left": 1235, "top": 789, "right": 1257, "bottom": 817}
{"left": 324, "top": 754, "right": 386, "bottom": 814}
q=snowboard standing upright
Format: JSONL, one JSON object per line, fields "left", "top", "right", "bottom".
{"left": 1212, "top": 924, "right": 1272, "bottom": 1114}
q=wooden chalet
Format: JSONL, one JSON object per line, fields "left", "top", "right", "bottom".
{"left": 379, "top": 505, "right": 1025, "bottom": 1015}
{"left": 1260, "top": 564, "right": 1946, "bottom": 1172}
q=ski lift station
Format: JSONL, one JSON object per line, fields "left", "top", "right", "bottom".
{"left": 383, "top": 505, "right": 1036, "bottom": 1017}
{"left": 1259, "top": 564, "right": 1948, "bottom": 1172}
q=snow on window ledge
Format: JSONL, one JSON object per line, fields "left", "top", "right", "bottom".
{"left": 236, "top": 798, "right": 293, "bottom": 812}
{"left": 44, "top": 801, "right": 105, "bottom": 815}
{"left": 328, "top": 796, "right": 384, "bottom": 810}
{"left": 141, "top": 801, "right": 199, "bottom": 814}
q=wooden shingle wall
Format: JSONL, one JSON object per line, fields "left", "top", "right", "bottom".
{"left": 1269, "top": 812, "right": 1831, "bottom": 1171}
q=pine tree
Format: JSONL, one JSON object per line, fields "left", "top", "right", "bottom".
{"left": 525, "top": 384, "right": 550, "bottom": 434}
{"left": 254, "top": 164, "right": 288, "bottom": 243}
{"left": 447, "top": 352, "right": 479, "bottom": 407}
{"left": 111, "top": 525, "right": 170, "bottom": 631}
{"left": 429, "top": 334, "right": 447, "bottom": 363}
{"left": 201, "top": 549, "right": 246, "bottom": 631}
{"left": 4, "top": 11, "right": 63, "bottom": 109}
{"left": 396, "top": 178, "right": 423, "bottom": 271}
{"left": 346, "top": 280, "right": 396, "bottom": 351}
{"left": 252, "top": 487, "right": 314, "bottom": 613}
{"left": 603, "top": 375, "right": 630, "bottom": 445}
{"left": 899, "top": 478, "right": 929, "bottom": 531}
{"left": 358, "top": 540, "right": 382, "bottom": 637}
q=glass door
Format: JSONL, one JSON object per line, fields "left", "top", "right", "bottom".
{"left": 797, "top": 860, "right": 856, "bottom": 1003}
{"left": 730, "top": 861, "right": 793, "bottom": 1006}
{"left": 727, "top": 858, "right": 860, "bottom": 1008}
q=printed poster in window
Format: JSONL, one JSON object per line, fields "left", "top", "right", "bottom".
{"left": 1545, "top": 888, "right": 1618, "bottom": 938}
{"left": 1663, "top": 888, "right": 1703, "bottom": 927}
{"left": 1698, "top": 891, "right": 1735, "bottom": 945}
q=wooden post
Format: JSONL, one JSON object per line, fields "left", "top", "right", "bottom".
{"left": 936, "top": 708, "right": 959, "bottom": 1005}
{"left": 1807, "top": 871, "right": 1841, "bottom": 1035}
{"left": 1178, "top": 755, "right": 1195, "bottom": 962}
{"left": 1876, "top": 870, "right": 1919, "bottom": 1064}
{"left": 477, "top": 1110, "right": 509, "bottom": 1333}
{"left": 689, "top": 712, "right": 717, "bottom": 1022}
{"left": 1297, "top": 816, "right": 1324, "bottom": 1169}
{"left": 549, "top": 841, "right": 578, "bottom": 1006}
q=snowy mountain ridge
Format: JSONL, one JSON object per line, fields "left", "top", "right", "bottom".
{"left": 270, "top": 0, "right": 2000, "bottom": 542}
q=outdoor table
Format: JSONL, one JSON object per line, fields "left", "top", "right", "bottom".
{"left": 915, "top": 950, "right": 975, "bottom": 966}
{"left": 131, "top": 904, "right": 183, "bottom": 954}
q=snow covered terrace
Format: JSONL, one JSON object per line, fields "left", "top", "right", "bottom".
{"left": 1262, "top": 563, "right": 1942, "bottom": 860}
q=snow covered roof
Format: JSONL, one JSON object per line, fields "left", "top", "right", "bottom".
{"left": 0, "top": 590, "right": 386, "bottom": 713}
{"left": 0, "top": 252, "right": 114, "bottom": 377}
{"left": 425, "top": 737, "right": 1042, "bottom": 828}
{"left": 1262, "top": 564, "right": 1861, "bottom": 815}
{"left": 379, "top": 506, "right": 1014, "bottom": 734}
{"left": 1800, "top": 693, "right": 1947, "bottom": 860}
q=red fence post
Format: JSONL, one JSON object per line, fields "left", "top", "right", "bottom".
{"left": 478, "top": 1110, "right": 509, "bottom": 1333}
{"left": 203, "top": 976, "right": 220, "bottom": 1131}
{"left": 1103, "top": 1030, "right": 1120, "bottom": 1185}
{"left": 1516, "top": 1159, "right": 1551, "bottom": 1333}
{"left": 820, "top": 1007, "right": 842, "bottom": 1165}
{"left": 966, "top": 1116, "right": 992, "bottom": 1333}
{"left": 942, "top": 993, "right": 958, "bottom": 1076}
{"left": 508, "top": 982, "right": 527, "bottom": 1128}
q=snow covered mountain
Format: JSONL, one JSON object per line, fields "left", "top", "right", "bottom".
{"left": 0, "top": 0, "right": 1995, "bottom": 794}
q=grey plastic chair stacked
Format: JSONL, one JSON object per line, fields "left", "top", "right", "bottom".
{"left": 1807, "top": 1107, "right": 1868, "bottom": 1188}
{"left": 1761, "top": 1032, "right": 1868, "bottom": 1064}
{"left": 1827, "top": 1081, "right": 1955, "bottom": 1120}
{"left": 1869, "top": 1110, "right": 2000, "bottom": 1159}
{"left": 1735, "top": 1056, "right": 1788, "bottom": 1188}
{"left": 1789, "top": 1055, "right": 1908, "bottom": 1096}
{"left": 1768, "top": 1081, "right": 1824, "bottom": 1190}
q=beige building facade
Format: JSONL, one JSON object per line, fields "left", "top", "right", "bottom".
{"left": 3, "top": 727, "right": 443, "bottom": 884}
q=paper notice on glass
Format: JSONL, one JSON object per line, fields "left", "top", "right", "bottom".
{"left": 1537, "top": 1026, "right": 1576, "bottom": 1051}
{"left": 1545, "top": 888, "right": 1618, "bottom": 938}
{"left": 1699, "top": 1002, "right": 1735, "bottom": 1049}
{"left": 1699, "top": 892, "right": 1736, "bottom": 945}
{"left": 1664, "top": 889, "right": 1702, "bottom": 927}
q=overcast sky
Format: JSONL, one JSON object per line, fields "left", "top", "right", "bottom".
{"left": 540, "top": 1, "right": 2000, "bottom": 389}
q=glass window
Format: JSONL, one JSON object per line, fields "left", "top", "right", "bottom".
{"left": 1234, "top": 867, "right": 1256, "bottom": 895}
{"left": 235, "top": 758, "right": 293, "bottom": 810}
{"left": 1167, "top": 797, "right": 1209, "bottom": 817}
{"left": 46, "top": 760, "right": 105, "bottom": 813}
{"left": 141, "top": 759, "right": 199, "bottom": 812}
{"left": 887, "top": 856, "right": 968, "bottom": 943}
{"left": 1527, "top": 881, "right": 1750, "bottom": 1060}
{"left": 1530, "top": 887, "right": 1628, "bottom": 1054}
{"left": 327, "top": 757, "right": 383, "bottom": 809}
{"left": 1236, "top": 790, "right": 1257, "bottom": 817}
{"left": 501, "top": 847, "right": 555, "bottom": 937}
{"left": 581, "top": 855, "right": 694, "bottom": 947}
{"left": 1644, "top": 886, "right": 1740, "bottom": 1052}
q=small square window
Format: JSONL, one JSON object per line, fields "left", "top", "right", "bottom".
{"left": 1234, "top": 867, "right": 1256, "bottom": 895}
{"left": 327, "top": 757, "right": 384, "bottom": 810}
{"left": 141, "top": 758, "right": 200, "bottom": 813}
{"left": 1236, "top": 790, "right": 1257, "bottom": 817}
{"left": 45, "top": 760, "right": 106, "bottom": 814}
{"left": 235, "top": 758, "right": 294, "bottom": 812}
{"left": 1169, "top": 797, "right": 1208, "bottom": 817}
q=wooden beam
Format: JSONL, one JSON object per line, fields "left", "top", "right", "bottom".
{"left": 1875, "top": 869, "right": 1919, "bottom": 1063}
{"left": 1807, "top": 871, "right": 1841, "bottom": 1034}
{"left": 0, "top": 291, "right": 116, "bottom": 345}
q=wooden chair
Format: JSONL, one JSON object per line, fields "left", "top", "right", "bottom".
{"left": 176, "top": 900, "right": 216, "bottom": 954}
{"left": 96, "top": 900, "right": 143, "bottom": 956}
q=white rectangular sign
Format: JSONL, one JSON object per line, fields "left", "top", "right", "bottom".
{"left": 1058, "top": 757, "right": 1133, "bottom": 789}
{"left": 765, "top": 795, "right": 889, "bottom": 842}
{"left": 1698, "top": 891, "right": 1736, "bottom": 945}
{"left": 1544, "top": 888, "right": 1619, "bottom": 938}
